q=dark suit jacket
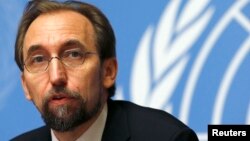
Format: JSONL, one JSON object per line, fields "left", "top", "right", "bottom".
{"left": 11, "top": 100, "right": 199, "bottom": 141}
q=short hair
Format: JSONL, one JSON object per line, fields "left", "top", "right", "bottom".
{"left": 15, "top": 0, "right": 116, "bottom": 97}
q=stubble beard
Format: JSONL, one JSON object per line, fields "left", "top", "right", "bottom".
{"left": 41, "top": 87, "right": 102, "bottom": 132}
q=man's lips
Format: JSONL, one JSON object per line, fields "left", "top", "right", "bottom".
{"left": 48, "top": 94, "right": 75, "bottom": 105}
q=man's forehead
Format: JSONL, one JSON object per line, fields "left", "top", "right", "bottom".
{"left": 23, "top": 10, "right": 96, "bottom": 54}
{"left": 26, "top": 10, "right": 94, "bottom": 34}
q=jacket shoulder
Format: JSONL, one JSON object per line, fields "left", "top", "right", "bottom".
{"left": 109, "top": 100, "right": 199, "bottom": 141}
{"left": 10, "top": 126, "right": 51, "bottom": 141}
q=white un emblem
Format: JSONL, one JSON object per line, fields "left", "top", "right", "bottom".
{"left": 115, "top": 0, "right": 250, "bottom": 141}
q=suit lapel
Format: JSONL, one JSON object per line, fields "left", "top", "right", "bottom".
{"left": 101, "top": 100, "right": 130, "bottom": 141}
{"left": 35, "top": 126, "right": 51, "bottom": 141}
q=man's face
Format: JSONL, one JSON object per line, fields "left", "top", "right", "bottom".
{"left": 21, "top": 10, "right": 112, "bottom": 131}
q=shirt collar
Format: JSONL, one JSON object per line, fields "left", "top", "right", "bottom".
{"left": 51, "top": 103, "right": 108, "bottom": 141}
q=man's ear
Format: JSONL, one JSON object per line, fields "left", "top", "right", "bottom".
{"left": 21, "top": 73, "right": 32, "bottom": 101}
{"left": 102, "top": 58, "right": 118, "bottom": 89}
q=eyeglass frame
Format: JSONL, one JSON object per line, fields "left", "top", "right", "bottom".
{"left": 23, "top": 51, "right": 97, "bottom": 74}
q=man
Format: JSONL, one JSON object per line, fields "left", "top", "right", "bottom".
{"left": 11, "top": 0, "right": 199, "bottom": 141}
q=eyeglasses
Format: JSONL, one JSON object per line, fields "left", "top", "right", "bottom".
{"left": 24, "top": 50, "right": 97, "bottom": 73}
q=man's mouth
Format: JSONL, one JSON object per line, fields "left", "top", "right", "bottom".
{"left": 49, "top": 94, "right": 75, "bottom": 105}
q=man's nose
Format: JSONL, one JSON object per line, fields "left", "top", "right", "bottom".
{"left": 48, "top": 58, "right": 67, "bottom": 86}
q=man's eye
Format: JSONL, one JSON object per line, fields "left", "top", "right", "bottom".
{"left": 64, "top": 50, "right": 84, "bottom": 59}
{"left": 30, "top": 55, "right": 46, "bottom": 64}
{"left": 70, "top": 51, "right": 81, "bottom": 57}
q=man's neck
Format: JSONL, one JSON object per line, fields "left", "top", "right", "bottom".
{"left": 52, "top": 104, "right": 105, "bottom": 141}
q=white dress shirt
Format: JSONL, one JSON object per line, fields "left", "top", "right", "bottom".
{"left": 51, "top": 103, "right": 108, "bottom": 141}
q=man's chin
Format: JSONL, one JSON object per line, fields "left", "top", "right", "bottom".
{"left": 50, "top": 105, "right": 72, "bottom": 119}
{"left": 41, "top": 102, "right": 89, "bottom": 131}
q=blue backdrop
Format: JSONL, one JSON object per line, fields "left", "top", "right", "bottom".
{"left": 1, "top": 0, "right": 250, "bottom": 141}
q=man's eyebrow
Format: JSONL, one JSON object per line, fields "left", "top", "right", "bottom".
{"left": 25, "top": 40, "right": 86, "bottom": 57}
{"left": 61, "top": 39, "right": 86, "bottom": 50}
{"left": 26, "top": 44, "right": 42, "bottom": 57}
